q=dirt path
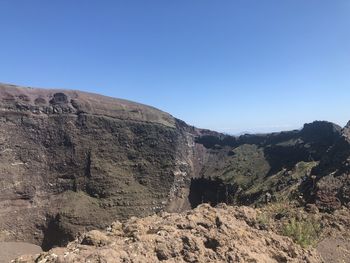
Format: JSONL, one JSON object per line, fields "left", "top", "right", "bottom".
{"left": 0, "top": 242, "right": 42, "bottom": 263}
{"left": 317, "top": 238, "right": 350, "bottom": 263}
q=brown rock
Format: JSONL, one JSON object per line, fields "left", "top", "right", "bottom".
{"left": 15, "top": 204, "right": 323, "bottom": 263}
{"left": 305, "top": 204, "right": 319, "bottom": 214}
{"left": 81, "top": 230, "right": 110, "bottom": 246}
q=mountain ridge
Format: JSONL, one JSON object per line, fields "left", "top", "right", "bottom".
{"left": 0, "top": 83, "right": 349, "bottom": 257}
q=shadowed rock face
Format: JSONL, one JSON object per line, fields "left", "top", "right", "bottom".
{"left": 300, "top": 121, "right": 350, "bottom": 212}
{"left": 188, "top": 177, "right": 237, "bottom": 208}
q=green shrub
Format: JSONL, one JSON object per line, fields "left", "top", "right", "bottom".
{"left": 256, "top": 213, "right": 271, "bottom": 228}
{"left": 282, "top": 217, "right": 321, "bottom": 248}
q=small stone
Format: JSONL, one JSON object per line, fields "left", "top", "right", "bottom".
{"left": 81, "top": 230, "right": 110, "bottom": 247}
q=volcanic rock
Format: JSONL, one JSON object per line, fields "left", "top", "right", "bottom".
{"left": 0, "top": 83, "right": 197, "bottom": 249}
{"left": 0, "top": 82, "right": 348, "bottom": 253}
{"left": 14, "top": 204, "right": 322, "bottom": 263}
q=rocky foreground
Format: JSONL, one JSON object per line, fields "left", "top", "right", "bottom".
{"left": 14, "top": 204, "right": 321, "bottom": 263}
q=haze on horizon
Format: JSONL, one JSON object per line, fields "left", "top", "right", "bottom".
{"left": 0, "top": 1, "right": 349, "bottom": 134}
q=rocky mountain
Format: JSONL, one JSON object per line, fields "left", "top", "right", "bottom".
{"left": 193, "top": 121, "right": 342, "bottom": 207}
{"left": 0, "top": 83, "right": 349, "bottom": 257}
{"left": 0, "top": 83, "right": 198, "bottom": 249}
{"left": 301, "top": 121, "right": 350, "bottom": 212}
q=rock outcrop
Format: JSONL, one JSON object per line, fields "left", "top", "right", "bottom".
{"left": 14, "top": 204, "right": 322, "bottom": 263}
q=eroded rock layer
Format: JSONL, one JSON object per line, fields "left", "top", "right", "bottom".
{"left": 0, "top": 84, "right": 196, "bottom": 249}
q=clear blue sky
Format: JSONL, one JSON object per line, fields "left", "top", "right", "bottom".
{"left": 0, "top": 1, "right": 349, "bottom": 133}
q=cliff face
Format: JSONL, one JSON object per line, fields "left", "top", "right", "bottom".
{"left": 303, "top": 121, "right": 350, "bottom": 212}
{"left": 0, "top": 84, "right": 197, "bottom": 249}
{"left": 0, "top": 83, "right": 348, "bottom": 252}
{"left": 193, "top": 121, "right": 342, "bottom": 207}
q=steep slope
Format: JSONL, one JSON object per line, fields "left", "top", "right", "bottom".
{"left": 192, "top": 121, "right": 342, "bottom": 207}
{"left": 0, "top": 83, "right": 197, "bottom": 249}
{"left": 14, "top": 204, "right": 322, "bottom": 263}
{"left": 300, "top": 121, "right": 350, "bottom": 212}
